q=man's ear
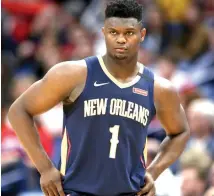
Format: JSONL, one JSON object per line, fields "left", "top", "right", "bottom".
{"left": 102, "top": 27, "right": 105, "bottom": 35}
{"left": 141, "top": 28, "right": 146, "bottom": 42}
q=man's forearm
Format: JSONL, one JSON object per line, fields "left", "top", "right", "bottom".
{"left": 147, "top": 130, "right": 189, "bottom": 180}
{"left": 8, "top": 102, "right": 54, "bottom": 174}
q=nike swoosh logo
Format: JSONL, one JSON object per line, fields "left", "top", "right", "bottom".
{"left": 94, "top": 81, "right": 110, "bottom": 87}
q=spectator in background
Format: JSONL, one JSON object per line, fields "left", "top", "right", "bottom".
{"left": 1, "top": 0, "right": 57, "bottom": 43}
{"left": 156, "top": 0, "right": 190, "bottom": 24}
{"left": 172, "top": 1, "right": 209, "bottom": 61}
{"left": 146, "top": 139, "right": 181, "bottom": 196}
{"left": 178, "top": 84, "right": 202, "bottom": 110}
{"left": 179, "top": 148, "right": 212, "bottom": 196}
{"left": 66, "top": 25, "right": 93, "bottom": 60}
{"left": 80, "top": 0, "right": 105, "bottom": 34}
{"left": 154, "top": 50, "right": 190, "bottom": 90}
{"left": 62, "top": 0, "right": 93, "bottom": 20}
{"left": 204, "top": 187, "right": 214, "bottom": 196}
{"left": 36, "top": 30, "right": 62, "bottom": 72}
{"left": 16, "top": 40, "right": 40, "bottom": 75}
{"left": 178, "top": 18, "right": 214, "bottom": 100}
{"left": 80, "top": 0, "right": 107, "bottom": 56}
{"left": 1, "top": 51, "right": 16, "bottom": 106}
{"left": 156, "top": 0, "right": 190, "bottom": 46}
{"left": 208, "top": 162, "right": 214, "bottom": 187}
{"left": 197, "top": 0, "right": 214, "bottom": 20}
{"left": 27, "top": 2, "right": 58, "bottom": 44}
{"left": 204, "top": 162, "right": 214, "bottom": 196}
{"left": 1, "top": 104, "right": 28, "bottom": 196}
{"left": 10, "top": 73, "right": 37, "bottom": 100}
{"left": 190, "top": 18, "right": 214, "bottom": 69}
{"left": 139, "top": 4, "right": 165, "bottom": 66}
{"left": 187, "top": 99, "right": 214, "bottom": 160}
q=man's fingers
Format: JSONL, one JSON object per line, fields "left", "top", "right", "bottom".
{"left": 146, "top": 187, "right": 155, "bottom": 196}
{"left": 47, "top": 187, "right": 56, "bottom": 196}
{"left": 137, "top": 182, "right": 152, "bottom": 195}
{"left": 49, "top": 181, "right": 60, "bottom": 195}
{"left": 41, "top": 186, "right": 50, "bottom": 196}
{"left": 55, "top": 181, "right": 66, "bottom": 196}
{"left": 137, "top": 172, "right": 155, "bottom": 196}
{"left": 41, "top": 182, "right": 65, "bottom": 196}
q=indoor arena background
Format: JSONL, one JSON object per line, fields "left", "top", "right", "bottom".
{"left": 1, "top": 0, "right": 214, "bottom": 195}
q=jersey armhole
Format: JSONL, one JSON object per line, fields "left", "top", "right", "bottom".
{"left": 151, "top": 77, "right": 156, "bottom": 117}
{"left": 142, "top": 67, "right": 156, "bottom": 117}
{"left": 79, "top": 58, "right": 92, "bottom": 99}
{"left": 63, "top": 59, "right": 92, "bottom": 116}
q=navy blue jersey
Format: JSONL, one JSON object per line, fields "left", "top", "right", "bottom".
{"left": 59, "top": 56, "right": 156, "bottom": 196}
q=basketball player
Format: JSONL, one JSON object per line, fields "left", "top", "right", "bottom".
{"left": 8, "top": 0, "right": 190, "bottom": 196}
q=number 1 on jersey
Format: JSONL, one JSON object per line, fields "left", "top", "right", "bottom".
{"left": 109, "top": 125, "right": 120, "bottom": 159}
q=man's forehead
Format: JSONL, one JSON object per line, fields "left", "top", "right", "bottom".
{"left": 105, "top": 17, "right": 140, "bottom": 28}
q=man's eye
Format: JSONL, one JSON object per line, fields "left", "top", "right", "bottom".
{"left": 110, "top": 31, "right": 117, "bottom": 35}
{"left": 126, "top": 32, "right": 134, "bottom": 35}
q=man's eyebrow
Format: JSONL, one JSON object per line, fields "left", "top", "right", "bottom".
{"left": 107, "top": 27, "right": 137, "bottom": 31}
{"left": 125, "top": 28, "right": 136, "bottom": 31}
{"left": 107, "top": 27, "right": 117, "bottom": 30}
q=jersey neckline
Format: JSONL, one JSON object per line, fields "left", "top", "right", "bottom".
{"left": 97, "top": 55, "right": 144, "bottom": 89}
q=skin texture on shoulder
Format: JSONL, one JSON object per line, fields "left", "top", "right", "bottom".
{"left": 154, "top": 76, "right": 189, "bottom": 135}
{"left": 13, "top": 60, "right": 87, "bottom": 116}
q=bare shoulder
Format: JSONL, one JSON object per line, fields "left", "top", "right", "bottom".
{"left": 153, "top": 76, "right": 188, "bottom": 135}
{"left": 9, "top": 59, "right": 88, "bottom": 116}
{"left": 153, "top": 75, "right": 179, "bottom": 107}
{"left": 45, "top": 59, "right": 87, "bottom": 86}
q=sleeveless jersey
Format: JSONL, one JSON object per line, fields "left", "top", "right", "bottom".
{"left": 59, "top": 56, "right": 156, "bottom": 196}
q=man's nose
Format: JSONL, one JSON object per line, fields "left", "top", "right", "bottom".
{"left": 116, "top": 34, "right": 126, "bottom": 44}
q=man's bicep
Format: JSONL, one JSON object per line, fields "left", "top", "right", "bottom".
{"left": 19, "top": 78, "right": 66, "bottom": 116}
{"left": 15, "top": 62, "right": 86, "bottom": 116}
{"left": 156, "top": 103, "right": 187, "bottom": 135}
{"left": 155, "top": 79, "right": 188, "bottom": 135}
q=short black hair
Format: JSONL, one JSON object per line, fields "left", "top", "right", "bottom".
{"left": 105, "top": 0, "right": 143, "bottom": 22}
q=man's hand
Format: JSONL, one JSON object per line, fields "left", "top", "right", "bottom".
{"left": 137, "top": 172, "right": 155, "bottom": 196}
{"left": 40, "top": 166, "right": 65, "bottom": 196}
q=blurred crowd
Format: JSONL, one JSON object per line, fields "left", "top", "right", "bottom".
{"left": 1, "top": 0, "right": 214, "bottom": 195}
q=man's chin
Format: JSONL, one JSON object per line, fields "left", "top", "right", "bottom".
{"left": 114, "top": 53, "right": 128, "bottom": 60}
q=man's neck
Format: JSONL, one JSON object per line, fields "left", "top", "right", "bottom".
{"left": 102, "top": 54, "right": 140, "bottom": 81}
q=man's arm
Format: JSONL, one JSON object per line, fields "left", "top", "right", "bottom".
{"left": 8, "top": 60, "right": 87, "bottom": 196}
{"left": 147, "top": 77, "right": 190, "bottom": 180}
{"left": 138, "top": 77, "right": 190, "bottom": 196}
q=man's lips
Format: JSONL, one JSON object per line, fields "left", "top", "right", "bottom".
{"left": 114, "top": 47, "right": 127, "bottom": 52}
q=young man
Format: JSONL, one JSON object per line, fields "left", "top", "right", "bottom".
{"left": 8, "top": 0, "right": 190, "bottom": 195}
